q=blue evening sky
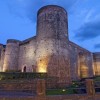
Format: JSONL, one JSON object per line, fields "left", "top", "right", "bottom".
{"left": 0, "top": 0, "right": 100, "bottom": 52}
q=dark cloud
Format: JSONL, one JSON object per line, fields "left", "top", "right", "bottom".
{"left": 74, "top": 19, "right": 100, "bottom": 41}
{"left": 94, "top": 43, "right": 100, "bottom": 49}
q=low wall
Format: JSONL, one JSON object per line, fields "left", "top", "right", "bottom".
{"left": 0, "top": 97, "right": 34, "bottom": 100}
{"left": 0, "top": 94, "right": 100, "bottom": 100}
{"left": 47, "top": 94, "right": 100, "bottom": 100}
{"left": 0, "top": 78, "right": 58, "bottom": 90}
{"left": 0, "top": 79, "right": 99, "bottom": 100}
{"left": 47, "top": 95, "right": 88, "bottom": 100}
{"left": 0, "top": 80, "right": 37, "bottom": 91}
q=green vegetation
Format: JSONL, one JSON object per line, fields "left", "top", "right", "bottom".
{"left": 46, "top": 80, "right": 87, "bottom": 95}
{"left": 0, "top": 72, "right": 47, "bottom": 80}
{"left": 46, "top": 89, "right": 74, "bottom": 95}
{"left": 94, "top": 76, "right": 100, "bottom": 81}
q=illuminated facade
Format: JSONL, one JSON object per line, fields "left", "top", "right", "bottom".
{"left": 0, "top": 5, "right": 99, "bottom": 83}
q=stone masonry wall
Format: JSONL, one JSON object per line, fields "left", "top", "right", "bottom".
{"left": 36, "top": 5, "right": 71, "bottom": 85}
{"left": 0, "top": 94, "right": 100, "bottom": 100}
{"left": 0, "top": 44, "right": 3, "bottom": 71}
{"left": 93, "top": 53, "right": 100, "bottom": 76}
{"left": 78, "top": 52, "right": 93, "bottom": 78}
{"left": 0, "top": 44, "right": 5, "bottom": 71}
{"left": 69, "top": 41, "right": 93, "bottom": 80}
{"left": 18, "top": 37, "right": 36, "bottom": 72}
{"left": 0, "top": 5, "right": 96, "bottom": 81}
{"left": 46, "top": 94, "right": 100, "bottom": 100}
{"left": 3, "top": 40, "right": 20, "bottom": 72}
{"left": 68, "top": 43, "right": 79, "bottom": 80}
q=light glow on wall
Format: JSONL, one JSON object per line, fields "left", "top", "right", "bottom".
{"left": 3, "top": 63, "right": 8, "bottom": 72}
{"left": 80, "top": 65, "right": 88, "bottom": 78}
{"left": 37, "top": 57, "right": 49, "bottom": 73}
{"left": 94, "top": 61, "right": 100, "bottom": 75}
{"left": 0, "top": 66, "right": 2, "bottom": 72}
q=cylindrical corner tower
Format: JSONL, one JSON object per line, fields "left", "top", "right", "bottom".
{"left": 36, "top": 5, "right": 71, "bottom": 85}
{"left": 37, "top": 5, "right": 68, "bottom": 40}
{"left": 0, "top": 44, "right": 3, "bottom": 52}
{"left": 0, "top": 44, "right": 3, "bottom": 50}
{"left": 3, "top": 39, "right": 20, "bottom": 72}
{"left": 0, "top": 44, "right": 3, "bottom": 71}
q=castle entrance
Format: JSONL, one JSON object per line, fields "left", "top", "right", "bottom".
{"left": 23, "top": 66, "right": 26, "bottom": 72}
{"left": 22, "top": 65, "right": 27, "bottom": 72}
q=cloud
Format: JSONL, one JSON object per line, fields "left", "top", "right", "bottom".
{"left": 0, "top": 0, "right": 79, "bottom": 44}
{"left": 94, "top": 43, "right": 100, "bottom": 49}
{"left": 6, "top": 0, "right": 78, "bottom": 22}
{"left": 74, "top": 15, "right": 100, "bottom": 41}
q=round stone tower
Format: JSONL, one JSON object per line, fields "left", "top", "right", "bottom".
{"left": 0, "top": 44, "right": 3, "bottom": 71}
{"left": 3, "top": 39, "right": 20, "bottom": 72}
{"left": 36, "top": 5, "right": 71, "bottom": 85}
{"left": 0, "top": 44, "right": 3, "bottom": 51}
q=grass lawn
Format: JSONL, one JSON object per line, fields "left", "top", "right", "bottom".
{"left": 94, "top": 76, "right": 100, "bottom": 81}
{"left": 46, "top": 89, "right": 74, "bottom": 95}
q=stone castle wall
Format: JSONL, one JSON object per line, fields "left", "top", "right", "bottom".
{"left": 36, "top": 5, "right": 71, "bottom": 85}
{"left": 93, "top": 53, "right": 100, "bottom": 76}
{"left": 0, "top": 44, "right": 5, "bottom": 71}
{"left": 18, "top": 37, "right": 37, "bottom": 72}
{"left": 0, "top": 5, "right": 99, "bottom": 81}
{"left": 69, "top": 41, "right": 93, "bottom": 80}
{"left": 3, "top": 39, "right": 20, "bottom": 72}
{"left": 0, "top": 44, "right": 3, "bottom": 71}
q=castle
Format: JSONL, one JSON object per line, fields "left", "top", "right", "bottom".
{"left": 0, "top": 5, "right": 100, "bottom": 84}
